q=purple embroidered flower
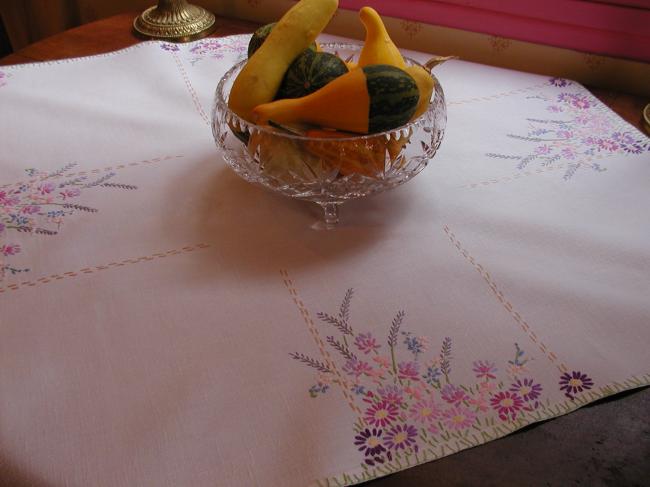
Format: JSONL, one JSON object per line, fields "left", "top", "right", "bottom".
{"left": 354, "top": 428, "right": 386, "bottom": 457}
{"left": 547, "top": 105, "right": 563, "bottom": 113}
{"left": 351, "top": 384, "right": 366, "bottom": 395}
{"left": 354, "top": 332, "right": 380, "bottom": 354}
{"left": 308, "top": 382, "right": 329, "bottom": 398}
{"left": 472, "top": 360, "right": 497, "bottom": 380}
{"left": 509, "top": 378, "right": 542, "bottom": 402}
{"left": 442, "top": 405, "right": 476, "bottom": 430}
{"left": 422, "top": 365, "right": 441, "bottom": 386}
{"left": 1, "top": 244, "right": 21, "bottom": 256}
{"left": 377, "top": 385, "right": 404, "bottom": 406}
{"left": 557, "top": 93, "right": 573, "bottom": 103}
{"left": 0, "top": 223, "right": 5, "bottom": 233}
{"left": 402, "top": 332, "right": 428, "bottom": 357}
{"left": 556, "top": 130, "right": 573, "bottom": 139}
{"left": 398, "top": 361, "right": 420, "bottom": 381}
{"left": 365, "top": 400, "right": 399, "bottom": 427}
{"left": 549, "top": 77, "right": 569, "bottom": 87}
{"left": 342, "top": 358, "right": 373, "bottom": 377}
{"left": 535, "top": 144, "right": 552, "bottom": 155}
{"left": 160, "top": 43, "right": 180, "bottom": 52}
{"left": 559, "top": 371, "right": 594, "bottom": 399}
{"left": 408, "top": 398, "right": 442, "bottom": 424}
{"left": 598, "top": 139, "right": 619, "bottom": 152}
{"left": 612, "top": 131, "right": 636, "bottom": 145}
{"left": 561, "top": 147, "right": 577, "bottom": 160}
{"left": 490, "top": 391, "right": 524, "bottom": 420}
{"left": 383, "top": 423, "right": 419, "bottom": 451}
{"left": 441, "top": 384, "right": 468, "bottom": 405}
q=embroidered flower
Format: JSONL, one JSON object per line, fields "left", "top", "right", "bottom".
{"left": 559, "top": 371, "right": 594, "bottom": 399}
{"left": 373, "top": 355, "right": 391, "bottom": 369}
{"left": 354, "top": 428, "right": 386, "bottom": 457}
{"left": 398, "top": 361, "right": 420, "bottom": 381}
{"left": 441, "top": 384, "right": 468, "bottom": 405}
{"left": 571, "top": 96, "right": 591, "bottom": 109}
{"left": 365, "top": 401, "right": 399, "bottom": 427}
{"left": 60, "top": 188, "right": 81, "bottom": 199}
{"left": 402, "top": 332, "right": 428, "bottom": 357}
{"left": 352, "top": 384, "right": 366, "bottom": 395}
{"left": 1, "top": 244, "right": 21, "bottom": 256}
{"left": 509, "top": 378, "right": 542, "bottom": 402}
{"left": 472, "top": 360, "right": 497, "bottom": 380}
{"left": 422, "top": 365, "right": 441, "bottom": 386}
{"left": 309, "top": 382, "right": 329, "bottom": 398}
{"left": 597, "top": 139, "right": 619, "bottom": 152}
{"left": 355, "top": 332, "right": 380, "bottom": 354}
{"left": 549, "top": 77, "right": 569, "bottom": 87}
{"left": 490, "top": 391, "right": 524, "bottom": 420}
{"left": 38, "top": 182, "right": 56, "bottom": 195}
{"left": 20, "top": 205, "right": 41, "bottom": 214}
{"left": 408, "top": 398, "right": 442, "bottom": 424}
{"left": 377, "top": 385, "right": 404, "bottom": 407}
{"left": 383, "top": 423, "right": 419, "bottom": 451}
{"left": 442, "top": 406, "right": 476, "bottom": 430}
{"left": 342, "top": 358, "right": 373, "bottom": 378}
{"left": 535, "top": 144, "right": 552, "bottom": 155}
{"left": 0, "top": 190, "right": 19, "bottom": 206}
{"left": 160, "top": 43, "right": 180, "bottom": 52}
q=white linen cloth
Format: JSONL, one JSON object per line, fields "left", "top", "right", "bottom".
{"left": 0, "top": 34, "right": 649, "bottom": 487}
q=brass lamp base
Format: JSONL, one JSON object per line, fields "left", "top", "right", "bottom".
{"left": 134, "top": 0, "right": 216, "bottom": 43}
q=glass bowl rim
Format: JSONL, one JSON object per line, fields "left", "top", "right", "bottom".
{"left": 212, "top": 41, "right": 445, "bottom": 143}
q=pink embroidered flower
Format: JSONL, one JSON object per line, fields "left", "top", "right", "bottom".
{"left": 365, "top": 400, "right": 399, "bottom": 427}
{"left": 469, "top": 394, "right": 490, "bottom": 412}
{"left": 404, "top": 384, "right": 426, "bottom": 401}
{"left": 0, "top": 190, "right": 19, "bottom": 206}
{"left": 490, "top": 391, "right": 524, "bottom": 420}
{"left": 60, "top": 188, "right": 81, "bottom": 199}
{"left": 373, "top": 355, "right": 391, "bottom": 369}
{"left": 408, "top": 398, "right": 442, "bottom": 424}
{"left": 342, "top": 358, "right": 373, "bottom": 378}
{"left": 442, "top": 406, "right": 476, "bottom": 431}
{"left": 571, "top": 96, "right": 591, "bottom": 109}
{"left": 398, "top": 361, "right": 419, "bottom": 381}
{"left": 547, "top": 105, "right": 563, "bottom": 113}
{"left": 507, "top": 362, "right": 530, "bottom": 379}
{"left": 38, "top": 182, "right": 56, "bottom": 195}
{"left": 478, "top": 380, "right": 497, "bottom": 395}
{"left": 556, "top": 130, "right": 573, "bottom": 139}
{"left": 355, "top": 332, "right": 380, "bottom": 354}
{"left": 472, "top": 360, "right": 497, "bottom": 380}
{"left": 441, "top": 384, "right": 468, "bottom": 405}
{"left": 377, "top": 385, "right": 404, "bottom": 407}
{"left": 1, "top": 244, "right": 21, "bottom": 256}
{"left": 21, "top": 205, "right": 41, "bottom": 214}
{"left": 535, "top": 145, "right": 552, "bottom": 155}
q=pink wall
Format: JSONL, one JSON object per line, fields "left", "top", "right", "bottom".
{"left": 340, "top": 0, "right": 650, "bottom": 62}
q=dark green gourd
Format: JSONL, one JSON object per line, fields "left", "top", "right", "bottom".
{"left": 275, "top": 49, "right": 349, "bottom": 100}
{"left": 247, "top": 23, "right": 317, "bottom": 58}
{"left": 363, "top": 64, "right": 419, "bottom": 133}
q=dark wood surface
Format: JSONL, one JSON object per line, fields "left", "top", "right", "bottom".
{"left": 1, "top": 12, "right": 648, "bottom": 487}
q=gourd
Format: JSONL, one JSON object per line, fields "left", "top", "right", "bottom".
{"left": 357, "top": 7, "right": 406, "bottom": 69}
{"left": 403, "top": 65, "right": 435, "bottom": 120}
{"left": 276, "top": 49, "right": 349, "bottom": 99}
{"left": 228, "top": 0, "right": 339, "bottom": 121}
{"left": 247, "top": 22, "right": 317, "bottom": 58}
{"left": 252, "top": 64, "right": 419, "bottom": 134}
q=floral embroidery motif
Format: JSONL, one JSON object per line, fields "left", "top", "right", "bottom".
{"left": 186, "top": 37, "right": 248, "bottom": 65}
{"left": 0, "top": 163, "right": 136, "bottom": 279}
{"left": 287, "top": 289, "right": 595, "bottom": 471}
{"left": 0, "top": 70, "right": 10, "bottom": 87}
{"left": 160, "top": 43, "right": 180, "bottom": 52}
{"left": 486, "top": 78, "right": 649, "bottom": 179}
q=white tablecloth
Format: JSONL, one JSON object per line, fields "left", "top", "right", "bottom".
{"left": 0, "top": 34, "right": 649, "bottom": 486}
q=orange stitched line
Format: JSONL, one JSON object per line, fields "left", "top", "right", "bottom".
{"left": 172, "top": 52, "right": 210, "bottom": 125}
{"left": 443, "top": 225, "right": 567, "bottom": 373}
{"left": 280, "top": 269, "right": 363, "bottom": 417}
{"left": 0, "top": 243, "right": 211, "bottom": 294}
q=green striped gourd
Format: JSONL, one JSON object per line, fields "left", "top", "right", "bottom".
{"left": 275, "top": 49, "right": 348, "bottom": 99}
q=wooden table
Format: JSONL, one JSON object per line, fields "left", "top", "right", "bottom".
{"left": 1, "top": 12, "right": 648, "bottom": 487}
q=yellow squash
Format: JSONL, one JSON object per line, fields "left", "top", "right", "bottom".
{"left": 357, "top": 6, "right": 406, "bottom": 69}
{"left": 228, "top": 0, "right": 338, "bottom": 121}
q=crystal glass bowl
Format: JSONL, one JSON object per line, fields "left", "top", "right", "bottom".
{"left": 212, "top": 42, "right": 446, "bottom": 227}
